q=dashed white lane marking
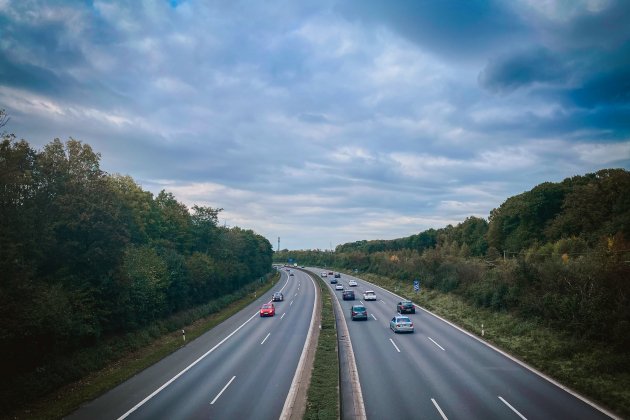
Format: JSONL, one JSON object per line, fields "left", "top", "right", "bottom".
{"left": 389, "top": 338, "right": 401, "bottom": 353}
{"left": 260, "top": 333, "right": 271, "bottom": 345}
{"left": 371, "top": 314, "right": 377, "bottom": 321}
{"left": 428, "top": 336, "right": 445, "bottom": 351}
{"left": 281, "top": 312, "right": 286, "bottom": 319}
{"left": 210, "top": 376, "right": 236, "bottom": 405}
{"left": 499, "top": 396, "right": 527, "bottom": 420}
{"left": 431, "top": 398, "right": 448, "bottom": 420}
{"left": 290, "top": 300, "right": 293, "bottom": 306}
{"left": 118, "top": 311, "right": 258, "bottom": 419}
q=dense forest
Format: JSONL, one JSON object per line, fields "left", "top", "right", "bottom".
{"left": 0, "top": 134, "right": 273, "bottom": 392}
{"left": 277, "top": 169, "right": 630, "bottom": 347}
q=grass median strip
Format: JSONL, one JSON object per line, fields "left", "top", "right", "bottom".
{"left": 305, "top": 277, "right": 339, "bottom": 420}
{"left": 12, "top": 274, "right": 279, "bottom": 420}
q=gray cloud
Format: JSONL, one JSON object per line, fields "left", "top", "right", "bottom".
{"left": 1, "top": 0, "right": 629, "bottom": 249}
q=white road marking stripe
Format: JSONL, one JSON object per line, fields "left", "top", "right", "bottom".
{"left": 431, "top": 398, "right": 448, "bottom": 420}
{"left": 290, "top": 300, "right": 293, "bottom": 306}
{"left": 295, "top": 293, "right": 298, "bottom": 296}
{"left": 260, "top": 333, "right": 270, "bottom": 345}
{"left": 210, "top": 376, "right": 236, "bottom": 405}
{"left": 281, "top": 312, "right": 286, "bottom": 319}
{"left": 499, "top": 396, "right": 528, "bottom": 420}
{"left": 428, "top": 336, "right": 445, "bottom": 351}
{"left": 371, "top": 314, "right": 377, "bottom": 321}
{"left": 380, "top": 299, "right": 386, "bottom": 303}
{"left": 117, "top": 311, "right": 258, "bottom": 419}
{"left": 359, "top": 300, "right": 364, "bottom": 305}
{"left": 389, "top": 338, "right": 401, "bottom": 353}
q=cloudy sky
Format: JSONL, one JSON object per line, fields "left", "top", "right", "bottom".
{"left": 1, "top": 0, "right": 629, "bottom": 250}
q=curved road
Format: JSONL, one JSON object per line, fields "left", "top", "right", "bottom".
{"left": 311, "top": 268, "right": 614, "bottom": 420}
{"left": 68, "top": 269, "right": 316, "bottom": 420}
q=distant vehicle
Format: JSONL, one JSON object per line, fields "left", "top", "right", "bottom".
{"left": 348, "top": 280, "right": 358, "bottom": 287}
{"left": 289, "top": 273, "right": 294, "bottom": 277}
{"left": 335, "top": 284, "right": 344, "bottom": 290}
{"left": 363, "top": 290, "right": 377, "bottom": 301}
{"left": 260, "top": 303, "right": 275, "bottom": 317}
{"left": 342, "top": 290, "right": 355, "bottom": 300}
{"left": 328, "top": 271, "right": 333, "bottom": 275}
{"left": 272, "top": 292, "right": 284, "bottom": 302}
{"left": 321, "top": 272, "right": 328, "bottom": 277}
{"left": 390, "top": 315, "right": 414, "bottom": 333}
{"left": 397, "top": 301, "right": 415, "bottom": 314}
{"left": 334, "top": 273, "right": 341, "bottom": 278}
{"left": 351, "top": 305, "right": 368, "bottom": 321}
{"left": 330, "top": 278, "right": 338, "bottom": 284}
{"left": 300, "top": 266, "right": 305, "bottom": 268}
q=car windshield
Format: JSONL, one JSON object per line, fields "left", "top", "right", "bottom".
{"left": 399, "top": 317, "right": 411, "bottom": 323}
{"left": 263, "top": 304, "right": 271, "bottom": 308}
{"left": 353, "top": 307, "right": 366, "bottom": 312}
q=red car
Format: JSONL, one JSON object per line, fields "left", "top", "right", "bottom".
{"left": 260, "top": 303, "right": 275, "bottom": 317}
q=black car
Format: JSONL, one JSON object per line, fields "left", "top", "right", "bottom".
{"left": 272, "top": 292, "right": 284, "bottom": 302}
{"left": 330, "top": 278, "right": 338, "bottom": 284}
{"left": 342, "top": 290, "right": 355, "bottom": 301}
{"left": 397, "top": 300, "right": 415, "bottom": 314}
{"left": 334, "top": 273, "right": 341, "bottom": 278}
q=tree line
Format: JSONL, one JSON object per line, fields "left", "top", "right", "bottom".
{"left": 277, "top": 169, "right": 630, "bottom": 347}
{"left": 1, "top": 135, "right": 273, "bottom": 381}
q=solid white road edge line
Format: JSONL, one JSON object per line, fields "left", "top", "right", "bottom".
{"left": 333, "top": 270, "right": 619, "bottom": 420}
{"left": 117, "top": 274, "right": 291, "bottom": 420}
{"left": 261, "top": 333, "right": 271, "bottom": 345}
{"left": 431, "top": 398, "right": 448, "bottom": 420}
{"left": 498, "top": 396, "right": 528, "bottom": 420}
{"left": 210, "top": 376, "right": 236, "bottom": 405}
{"left": 117, "top": 312, "right": 258, "bottom": 419}
{"left": 428, "top": 336, "right": 445, "bottom": 351}
{"left": 279, "top": 273, "right": 317, "bottom": 420}
{"left": 389, "top": 338, "right": 401, "bottom": 353}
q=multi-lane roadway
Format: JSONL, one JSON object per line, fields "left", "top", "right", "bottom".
{"left": 68, "top": 269, "right": 316, "bottom": 420}
{"left": 314, "top": 268, "right": 613, "bottom": 419}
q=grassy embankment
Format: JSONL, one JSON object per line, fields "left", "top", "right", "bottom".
{"left": 304, "top": 276, "right": 340, "bottom": 419}
{"left": 8, "top": 274, "right": 279, "bottom": 420}
{"left": 352, "top": 271, "right": 629, "bottom": 418}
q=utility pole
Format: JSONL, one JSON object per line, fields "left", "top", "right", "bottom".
{"left": 278, "top": 236, "right": 280, "bottom": 252}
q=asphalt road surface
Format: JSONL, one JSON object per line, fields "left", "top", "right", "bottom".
{"left": 312, "top": 268, "right": 613, "bottom": 420}
{"left": 67, "top": 268, "right": 316, "bottom": 420}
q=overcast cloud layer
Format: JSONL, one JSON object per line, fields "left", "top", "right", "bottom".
{"left": 1, "top": 0, "right": 629, "bottom": 250}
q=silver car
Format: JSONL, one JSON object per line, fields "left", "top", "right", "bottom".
{"left": 390, "top": 315, "right": 414, "bottom": 333}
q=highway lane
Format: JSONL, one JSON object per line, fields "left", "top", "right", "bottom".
{"left": 68, "top": 269, "right": 316, "bottom": 420}
{"left": 310, "top": 268, "right": 613, "bottom": 419}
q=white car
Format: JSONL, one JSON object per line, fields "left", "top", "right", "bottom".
{"left": 321, "top": 272, "right": 328, "bottom": 277}
{"left": 335, "top": 284, "right": 344, "bottom": 290}
{"left": 348, "top": 280, "right": 358, "bottom": 287}
{"left": 363, "top": 290, "right": 376, "bottom": 300}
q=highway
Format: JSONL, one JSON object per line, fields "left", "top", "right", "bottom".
{"left": 312, "top": 268, "right": 613, "bottom": 420}
{"left": 67, "top": 269, "right": 316, "bottom": 420}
